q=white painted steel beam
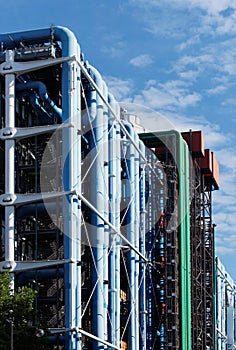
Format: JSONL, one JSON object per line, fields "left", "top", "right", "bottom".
{"left": 4, "top": 50, "right": 15, "bottom": 263}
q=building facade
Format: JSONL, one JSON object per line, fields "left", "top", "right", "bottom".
{"left": 0, "top": 26, "right": 222, "bottom": 350}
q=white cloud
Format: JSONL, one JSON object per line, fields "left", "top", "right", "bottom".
{"left": 102, "top": 40, "right": 126, "bottom": 58}
{"left": 216, "top": 246, "right": 236, "bottom": 255}
{"left": 178, "top": 70, "right": 200, "bottom": 80}
{"left": 101, "top": 33, "right": 127, "bottom": 58}
{"left": 187, "top": 0, "right": 234, "bottom": 15}
{"left": 130, "top": 80, "right": 202, "bottom": 110}
{"left": 222, "top": 97, "right": 236, "bottom": 107}
{"left": 177, "top": 35, "right": 200, "bottom": 51}
{"left": 172, "top": 40, "right": 236, "bottom": 94}
{"left": 206, "top": 85, "right": 227, "bottom": 96}
{"left": 104, "top": 76, "right": 133, "bottom": 101}
{"left": 214, "top": 193, "right": 236, "bottom": 207}
{"left": 129, "top": 54, "right": 153, "bottom": 67}
{"left": 129, "top": 0, "right": 236, "bottom": 40}
{"left": 172, "top": 54, "right": 214, "bottom": 80}
{"left": 145, "top": 79, "right": 157, "bottom": 88}
{"left": 106, "top": 76, "right": 202, "bottom": 110}
{"left": 130, "top": 0, "right": 235, "bottom": 16}
{"left": 211, "top": 150, "right": 236, "bottom": 255}
{"left": 153, "top": 113, "right": 229, "bottom": 150}
{"left": 104, "top": 75, "right": 230, "bottom": 150}
{"left": 216, "top": 148, "right": 236, "bottom": 171}
{"left": 201, "top": 126, "right": 229, "bottom": 149}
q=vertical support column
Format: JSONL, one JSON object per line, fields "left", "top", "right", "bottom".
{"left": 108, "top": 95, "right": 121, "bottom": 347}
{"left": 134, "top": 132, "right": 140, "bottom": 347}
{"left": 201, "top": 176, "right": 215, "bottom": 350}
{"left": 124, "top": 121, "right": 139, "bottom": 350}
{"left": 108, "top": 117, "right": 116, "bottom": 345}
{"left": 74, "top": 58, "right": 82, "bottom": 350}
{"left": 4, "top": 50, "right": 15, "bottom": 265}
{"left": 216, "top": 263, "right": 221, "bottom": 350}
{"left": 102, "top": 81, "right": 109, "bottom": 348}
{"left": 127, "top": 133, "right": 136, "bottom": 350}
{"left": 63, "top": 53, "right": 82, "bottom": 350}
{"left": 88, "top": 66, "right": 105, "bottom": 350}
{"left": 114, "top": 105, "right": 121, "bottom": 348}
{"left": 139, "top": 140, "right": 147, "bottom": 350}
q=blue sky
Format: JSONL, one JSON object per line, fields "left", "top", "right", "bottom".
{"left": 0, "top": 0, "right": 236, "bottom": 279}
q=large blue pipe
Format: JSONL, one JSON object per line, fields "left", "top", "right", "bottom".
{"left": 113, "top": 97, "right": 121, "bottom": 347}
{"left": 16, "top": 81, "right": 62, "bottom": 124}
{"left": 17, "top": 202, "right": 61, "bottom": 218}
{"left": 123, "top": 121, "right": 139, "bottom": 350}
{"left": 108, "top": 93, "right": 121, "bottom": 347}
{"left": 0, "top": 27, "right": 71, "bottom": 50}
{"left": 86, "top": 63, "right": 106, "bottom": 350}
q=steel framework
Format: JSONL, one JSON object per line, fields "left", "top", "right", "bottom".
{"left": 187, "top": 131, "right": 216, "bottom": 350}
{"left": 0, "top": 26, "right": 220, "bottom": 350}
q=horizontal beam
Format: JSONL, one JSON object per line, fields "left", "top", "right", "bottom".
{"left": 0, "top": 55, "right": 75, "bottom": 76}
{"left": 0, "top": 123, "right": 73, "bottom": 140}
{"left": 0, "top": 259, "right": 76, "bottom": 272}
{"left": 0, "top": 190, "right": 75, "bottom": 206}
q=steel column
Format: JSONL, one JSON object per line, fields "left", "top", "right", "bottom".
{"left": 4, "top": 50, "right": 15, "bottom": 268}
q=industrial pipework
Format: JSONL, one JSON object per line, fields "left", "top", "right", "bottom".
{"left": 0, "top": 25, "right": 221, "bottom": 350}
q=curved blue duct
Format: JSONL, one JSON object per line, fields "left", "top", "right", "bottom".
{"left": 0, "top": 26, "right": 77, "bottom": 55}
{"left": 0, "top": 25, "right": 79, "bottom": 124}
{"left": 16, "top": 202, "right": 62, "bottom": 218}
{"left": 16, "top": 81, "right": 62, "bottom": 124}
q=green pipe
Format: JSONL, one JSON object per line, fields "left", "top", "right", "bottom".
{"left": 138, "top": 130, "right": 192, "bottom": 349}
{"left": 178, "top": 131, "right": 191, "bottom": 350}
